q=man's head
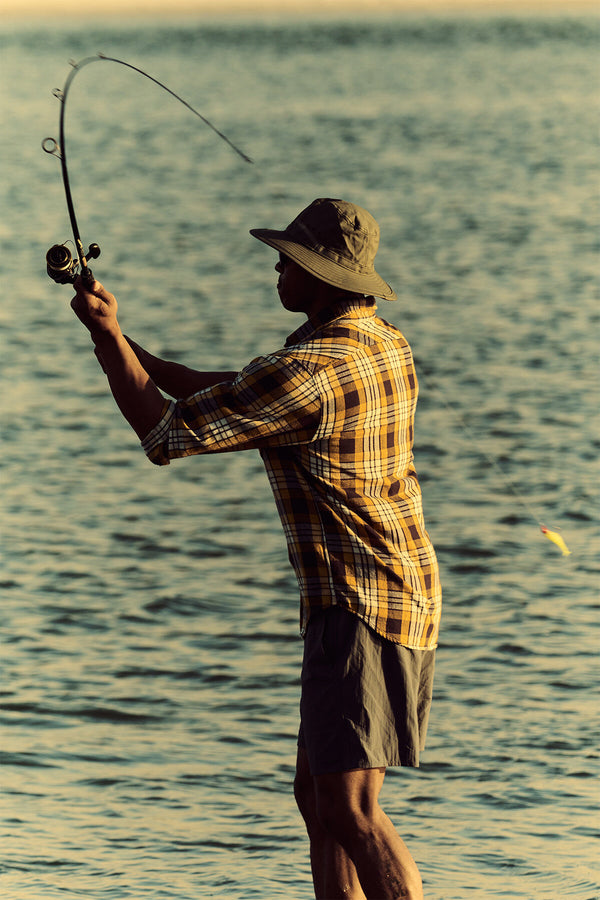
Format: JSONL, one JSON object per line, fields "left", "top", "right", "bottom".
{"left": 273, "top": 251, "right": 350, "bottom": 316}
{"left": 250, "top": 198, "right": 397, "bottom": 303}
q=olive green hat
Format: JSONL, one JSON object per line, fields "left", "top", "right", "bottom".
{"left": 250, "top": 198, "right": 397, "bottom": 301}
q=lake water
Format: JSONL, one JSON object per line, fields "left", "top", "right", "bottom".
{"left": 1, "top": 12, "right": 599, "bottom": 899}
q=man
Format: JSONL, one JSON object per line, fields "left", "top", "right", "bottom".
{"left": 71, "top": 198, "right": 441, "bottom": 900}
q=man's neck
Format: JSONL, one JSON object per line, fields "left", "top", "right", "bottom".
{"left": 303, "top": 287, "right": 370, "bottom": 321}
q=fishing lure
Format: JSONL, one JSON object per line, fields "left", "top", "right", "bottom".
{"left": 540, "top": 525, "right": 571, "bottom": 556}
{"left": 423, "top": 382, "right": 572, "bottom": 558}
{"left": 43, "top": 53, "right": 252, "bottom": 285}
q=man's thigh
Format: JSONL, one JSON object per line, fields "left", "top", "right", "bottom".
{"left": 298, "top": 606, "right": 435, "bottom": 776}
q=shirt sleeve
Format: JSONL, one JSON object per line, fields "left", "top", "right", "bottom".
{"left": 141, "top": 353, "right": 322, "bottom": 466}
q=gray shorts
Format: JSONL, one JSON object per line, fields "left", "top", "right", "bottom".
{"left": 298, "top": 606, "right": 435, "bottom": 776}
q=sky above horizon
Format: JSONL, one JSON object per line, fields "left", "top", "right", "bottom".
{"left": 2, "top": 0, "right": 598, "bottom": 19}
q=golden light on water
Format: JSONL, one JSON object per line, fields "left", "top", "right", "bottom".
{"left": 1, "top": 0, "right": 599, "bottom": 18}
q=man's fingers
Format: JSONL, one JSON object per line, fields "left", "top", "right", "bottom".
{"left": 72, "top": 278, "right": 118, "bottom": 317}
{"left": 73, "top": 276, "right": 97, "bottom": 293}
{"left": 89, "top": 281, "right": 112, "bottom": 303}
{"left": 70, "top": 292, "right": 87, "bottom": 312}
{"left": 73, "top": 276, "right": 110, "bottom": 301}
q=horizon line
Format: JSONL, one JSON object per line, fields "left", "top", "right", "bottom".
{"left": 2, "top": 0, "right": 599, "bottom": 21}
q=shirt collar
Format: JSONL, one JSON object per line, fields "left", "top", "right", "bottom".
{"left": 285, "top": 297, "right": 378, "bottom": 347}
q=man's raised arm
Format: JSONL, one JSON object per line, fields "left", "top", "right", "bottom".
{"left": 71, "top": 279, "right": 238, "bottom": 438}
{"left": 71, "top": 278, "right": 170, "bottom": 440}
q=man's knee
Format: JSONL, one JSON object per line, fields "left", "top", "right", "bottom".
{"left": 294, "top": 770, "right": 312, "bottom": 820}
{"left": 314, "top": 779, "right": 375, "bottom": 844}
{"left": 294, "top": 750, "right": 320, "bottom": 829}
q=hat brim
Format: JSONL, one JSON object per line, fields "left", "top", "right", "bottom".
{"left": 250, "top": 228, "right": 397, "bottom": 301}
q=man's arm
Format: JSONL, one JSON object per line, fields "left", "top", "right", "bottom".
{"left": 71, "top": 278, "right": 169, "bottom": 440}
{"left": 124, "top": 336, "right": 237, "bottom": 399}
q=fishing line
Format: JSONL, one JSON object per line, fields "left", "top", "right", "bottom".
{"left": 43, "top": 53, "right": 252, "bottom": 285}
{"left": 420, "top": 374, "right": 572, "bottom": 556}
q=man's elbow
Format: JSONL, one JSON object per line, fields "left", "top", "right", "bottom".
{"left": 149, "top": 456, "right": 169, "bottom": 467}
{"left": 144, "top": 443, "right": 171, "bottom": 467}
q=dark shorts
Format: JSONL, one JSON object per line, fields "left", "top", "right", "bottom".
{"left": 298, "top": 606, "right": 435, "bottom": 776}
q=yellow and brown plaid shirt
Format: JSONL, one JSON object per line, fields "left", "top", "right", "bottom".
{"left": 142, "top": 298, "right": 441, "bottom": 649}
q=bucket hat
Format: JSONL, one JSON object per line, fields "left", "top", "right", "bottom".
{"left": 250, "top": 198, "right": 397, "bottom": 301}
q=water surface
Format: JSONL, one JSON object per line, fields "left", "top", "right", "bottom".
{"left": 1, "top": 15, "right": 599, "bottom": 899}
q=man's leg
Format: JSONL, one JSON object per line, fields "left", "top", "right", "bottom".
{"left": 295, "top": 747, "right": 424, "bottom": 900}
{"left": 296, "top": 608, "right": 432, "bottom": 897}
{"left": 295, "top": 747, "right": 366, "bottom": 899}
{"left": 314, "top": 765, "right": 424, "bottom": 900}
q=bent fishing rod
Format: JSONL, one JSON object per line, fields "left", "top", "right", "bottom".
{"left": 43, "top": 53, "right": 252, "bottom": 286}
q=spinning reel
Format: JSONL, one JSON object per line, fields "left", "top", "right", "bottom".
{"left": 46, "top": 241, "right": 101, "bottom": 285}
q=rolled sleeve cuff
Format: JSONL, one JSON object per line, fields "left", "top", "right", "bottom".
{"left": 141, "top": 398, "right": 176, "bottom": 465}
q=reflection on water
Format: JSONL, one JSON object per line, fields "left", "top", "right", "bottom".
{"left": 1, "top": 14, "right": 599, "bottom": 900}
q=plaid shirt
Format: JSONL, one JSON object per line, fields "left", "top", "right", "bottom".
{"left": 142, "top": 299, "right": 441, "bottom": 649}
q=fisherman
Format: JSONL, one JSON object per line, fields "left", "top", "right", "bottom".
{"left": 71, "top": 198, "right": 441, "bottom": 900}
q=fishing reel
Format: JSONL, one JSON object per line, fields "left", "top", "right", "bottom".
{"left": 46, "top": 241, "right": 101, "bottom": 285}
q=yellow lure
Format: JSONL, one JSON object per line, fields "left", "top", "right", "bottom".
{"left": 540, "top": 525, "right": 571, "bottom": 556}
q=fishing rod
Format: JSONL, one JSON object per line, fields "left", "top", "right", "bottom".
{"left": 43, "top": 53, "right": 252, "bottom": 285}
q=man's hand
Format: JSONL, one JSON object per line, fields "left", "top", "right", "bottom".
{"left": 71, "top": 277, "right": 120, "bottom": 340}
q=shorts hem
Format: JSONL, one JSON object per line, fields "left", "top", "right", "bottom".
{"left": 297, "top": 734, "right": 420, "bottom": 775}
